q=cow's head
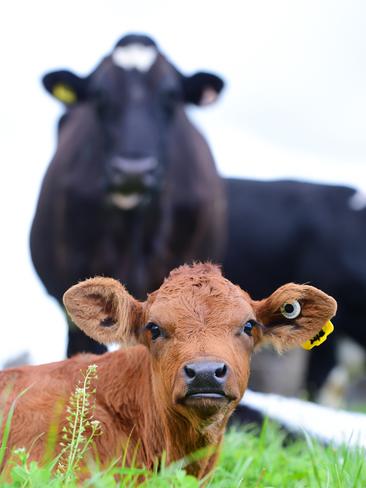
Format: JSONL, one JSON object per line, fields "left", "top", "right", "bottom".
{"left": 43, "top": 34, "right": 224, "bottom": 210}
{"left": 63, "top": 263, "right": 336, "bottom": 424}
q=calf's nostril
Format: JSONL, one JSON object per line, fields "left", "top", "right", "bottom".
{"left": 215, "top": 363, "right": 227, "bottom": 379}
{"left": 184, "top": 365, "right": 196, "bottom": 379}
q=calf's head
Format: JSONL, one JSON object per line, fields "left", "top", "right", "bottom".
{"left": 63, "top": 264, "right": 336, "bottom": 422}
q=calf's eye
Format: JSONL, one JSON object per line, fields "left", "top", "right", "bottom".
{"left": 281, "top": 300, "right": 301, "bottom": 319}
{"left": 145, "top": 322, "right": 162, "bottom": 341}
{"left": 242, "top": 320, "right": 256, "bottom": 336}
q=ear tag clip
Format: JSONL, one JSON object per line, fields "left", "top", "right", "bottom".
{"left": 302, "top": 320, "right": 334, "bottom": 350}
{"left": 52, "top": 83, "right": 77, "bottom": 104}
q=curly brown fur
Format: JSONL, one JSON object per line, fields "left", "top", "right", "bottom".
{"left": 1, "top": 263, "right": 336, "bottom": 479}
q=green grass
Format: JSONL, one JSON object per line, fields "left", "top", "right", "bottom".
{"left": 1, "top": 366, "right": 365, "bottom": 487}
{"left": 1, "top": 420, "right": 365, "bottom": 487}
{"left": 211, "top": 421, "right": 366, "bottom": 488}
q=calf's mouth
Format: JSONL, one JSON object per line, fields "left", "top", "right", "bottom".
{"left": 179, "top": 386, "right": 236, "bottom": 408}
{"left": 178, "top": 390, "right": 236, "bottom": 418}
{"left": 183, "top": 390, "right": 230, "bottom": 403}
{"left": 186, "top": 392, "right": 227, "bottom": 400}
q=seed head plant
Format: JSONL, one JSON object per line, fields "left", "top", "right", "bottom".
{"left": 57, "top": 364, "right": 102, "bottom": 481}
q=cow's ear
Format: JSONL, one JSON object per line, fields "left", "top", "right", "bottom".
{"left": 42, "top": 70, "right": 88, "bottom": 105}
{"left": 253, "top": 284, "right": 337, "bottom": 352}
{"left": 63, "top": 277, "right": 143, "bottom": 345}
{"left": 182, "top": 72, "right": 225, "bottom": 106}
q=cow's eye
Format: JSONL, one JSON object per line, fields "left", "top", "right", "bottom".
{"left": 164, "top": 88, "right": 181, "bottom": 102}
{"left": 281, "top": 300, "right": 301, "bottom": 319}
{"left": 161, "top": 87, "right": 181, "bottom": 112}
{"left": 145, "top": 322, "right": 162, "bottom": 341}
{"left": 241, "top": 320, "right": 256, "bottom": 336}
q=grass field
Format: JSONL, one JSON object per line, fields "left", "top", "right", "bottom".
{"left": 1, "top": 365, "right": 365, "bottom": 487}
{"left": 1, "top": 419, "right": 365, "bottom": 487}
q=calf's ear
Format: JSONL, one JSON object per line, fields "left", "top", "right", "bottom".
{"left": 182, "top": 72, "right": 225, "bottom": 106}
{"left": 253, "top": 283, "right": 337, "bottom": 352}
{"left": 63, "top": 277, "right": 143, "bottom": 345}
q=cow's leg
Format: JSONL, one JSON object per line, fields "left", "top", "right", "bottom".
{"left": 66, "top": 316, "right": 107, "bottom": 357}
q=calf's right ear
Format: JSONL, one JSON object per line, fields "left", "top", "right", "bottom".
{"left": 63, "top": 277, "right": 142, "bottom": 345}
{"left": 253, "top": 283, "right": 337, "bottom": 352}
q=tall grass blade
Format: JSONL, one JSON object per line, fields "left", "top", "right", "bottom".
{"left": 0, "top": 384, "right": 32, "bottom": 470}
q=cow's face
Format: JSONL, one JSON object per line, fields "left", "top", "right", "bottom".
{"left": 63, "top": 264, "right": 336, "bottom": 424}
{"left": 141, "top": 267, "right": 258, "bottom": 420}
{"left": 43, "top": 34, "right": 224, "bottom": 210}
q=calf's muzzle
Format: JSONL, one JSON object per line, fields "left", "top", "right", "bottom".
{"left": 183, "top": 360, "right": 229, "bottom": 399}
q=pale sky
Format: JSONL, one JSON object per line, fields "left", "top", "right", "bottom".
{"left": 0, "top": 0, "right": 365, "bottom": 365}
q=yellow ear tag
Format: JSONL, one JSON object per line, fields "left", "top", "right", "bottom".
{"left": 52, "top": 84, "right": 77, "bottom": 104}
{"left": 302, "top": 320, "right": 334, "bottom": 350}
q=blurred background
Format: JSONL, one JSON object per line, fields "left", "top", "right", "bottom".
{"left": 0, "top": 0, "right": 365, "bottom": 366}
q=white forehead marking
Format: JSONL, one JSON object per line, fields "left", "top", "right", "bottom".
{"left": 112, "top": 44, "right": 158, "bottom": 72}
{"left": 349, "top": 190, "right": 366, "bottom": 211}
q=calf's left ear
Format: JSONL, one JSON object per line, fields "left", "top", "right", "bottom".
{"left": 253, "top": 283, "right": 337, "bottom": 352}
{"left": 63, "top": 277, "right": 142, "bottom": 345}
{"left": 182, "top": 71, "right": 225, "bottom": 106}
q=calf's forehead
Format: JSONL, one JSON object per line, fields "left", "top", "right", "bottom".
{"left": 147, "top": 278, "right": 254, "bottom": 332}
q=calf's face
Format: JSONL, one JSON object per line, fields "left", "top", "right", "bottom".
{"left": 63, "top": 264, "right": 336, "bottom": 421}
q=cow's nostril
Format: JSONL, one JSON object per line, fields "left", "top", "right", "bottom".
{"left": 215, "top": 363, "right": 227, "bottom": 379}
{"left": 184, "top": 365, "right": 196, "bottom": 379}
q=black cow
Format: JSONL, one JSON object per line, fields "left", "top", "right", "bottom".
{"left": 223, "top": 178, "right": 366, "bottom": 393}
{"left": 30, "top": 34, "right": 226, "bottom": 357}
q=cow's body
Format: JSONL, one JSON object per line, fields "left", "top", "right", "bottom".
{"left": 225, "top": 178, "right": 357, "bottom": 301}
{"left": 224, "top": 178, "right": 365, "bottom": 391}
{"left": 0, "top": 264, "right": 336, "bottom": 478}
{"left": 30, "top": 34, "right": 226, "bottom": 356}
{"left": 31, "top": 104, "right": 225, "bottom": 299}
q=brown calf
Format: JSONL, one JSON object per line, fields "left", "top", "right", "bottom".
{"left": 0, "top": 263, "right": 336, "bottom": 478}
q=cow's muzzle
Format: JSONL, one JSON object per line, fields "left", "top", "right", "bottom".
{"left": 181, "top": 361, "right": 234, "bottom": 404}
{"left": 108, "top": 156, "right": 158, "bottom": 189}
{"left": 107, "top": 156, "right": 160, "bottom": 210}
{"left": 174, "top": 359, "right": 239, "bottom": 418}
{"left": 108, "top": 156, "right": 159, "bottom": 188}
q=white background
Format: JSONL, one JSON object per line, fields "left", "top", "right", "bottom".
{"left": 0, "top": 0, "right": 365, "bottom": 365}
